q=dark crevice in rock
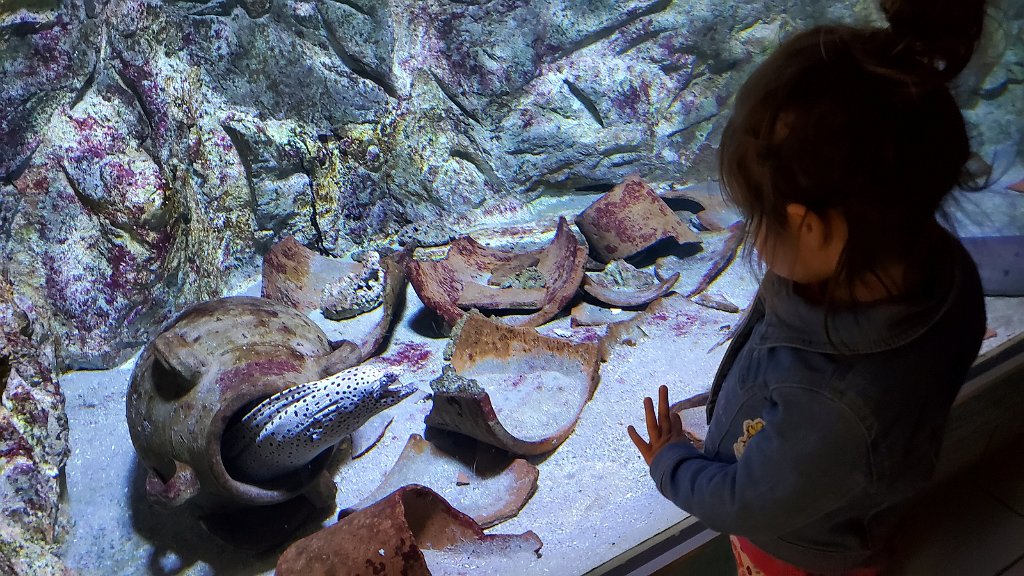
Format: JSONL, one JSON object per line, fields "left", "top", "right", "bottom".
{"left": 112, "top": 63, "right": 155, "bottom": 143}
{"left": 617, "top": 26, "right": 672, "bottom": 55}
{"left": 661, "top": 57, "right": 698, "bottom": 76}
{"left": 554, "top": 0, "right": 673, "bottom": 60}
{"left": 0, "top": 19, "right": 59, "bottom": 36}
{"left": 84, "top": 0, "right": 101, "bottom": 18}
{"left": 430, "top": 72, "right": 482, "bottom": 126}
{"left": 0, "top": 355, "right": 9, "bottom": 397}
{"left": 299, "top": 158, "right": 330, "bottom": 256}
{"left": 507, "top": 148, "right": 544, "bottom": 156}
{"left": 59, "top": 162, "right": 103, "bottom": 215}
{"left": 4, "top": 140, "right": 39, "bottom": 186}
{"left": 189, "top": 1, "right": 241, "bottom": 18}
{"left": 665, "top": 112, "right": 720, "bottom": 139}
{"left": 57, "top": 162, "right": 147, "bottom": 249}
{"left": 563, "top": 79, "right": 604, "bottom": 128}
{"left": 318, "top": 5, "right": 398, "bottom": 99}
{"left": 326, "top": 0, "right": 371, "bottom": 17}
{"left": 450, "top": 148, "right": 503, "bottom": 193}
{"left": 575, "top": 182, "right": 616, "bottom": 193}
{"left": 68, "top": 57, "right": 100, "bottom": 112}
{"left": 662, "top": 68, "right": 697, "bottom": 112}
{"left": 599, "top": 143, "right": 644, "bottom": 156}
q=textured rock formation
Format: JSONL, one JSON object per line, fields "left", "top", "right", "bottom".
{"left": 2, "top": 0, "right": 1020, "bottom": 369}
{"left": 0, "top": 276, "right": 70, "bottom": 574}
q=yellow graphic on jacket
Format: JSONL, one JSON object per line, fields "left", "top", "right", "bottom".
{"left": 733, "top": 418, "right": 766, "bottom": 459}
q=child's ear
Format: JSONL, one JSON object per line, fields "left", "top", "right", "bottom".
{"left": 785, "top": 203, "right": 812, "bottom": 234}
{"left": 786, "top": 203, "right": 828, "bottom": 247}
{"left": 786, "top": 203, "right": 846, "bottom": 251}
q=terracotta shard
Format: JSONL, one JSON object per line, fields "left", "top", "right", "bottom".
{"left": 350, "top": 414, "right": 394, "bottom": 460}
{"left": 356, "top": 255, "right": 408, "bottom": 359}
{"left": 425, "top": 312, "right": 601, "bottom": 456}
{"left": 692, "top": 291, "right": 740, "bottom": 313}
{"left": 404, "top": 217, "right": 588, "bottom": 327}
{"left": 583, "top": 260, "right": 679, "bottom": 307}
{"left": 262, "top": 236, "right": 408, "bottom": 363}
{"left": 261, "top": 236, "right": 362, "bottom": 313}
{"left": 1008, "top": 179, "right": 1024, "bottom": 193}
{"left": 575, "top": 175, "right": 698, "bottom": 262}
{"left": 570, "top": 302, "right": 640, "bottom": 326}
{"left": 656, "top": 221, "right": 745, "bottom": 297}
{"left": 276, "top": 485, "right": 542, "bottom": 576}
{"left": 661, "top": 180, "right": 744, "bottom": 231}
{"left": 351, "top": 434, "right": 538, "bottom": 528}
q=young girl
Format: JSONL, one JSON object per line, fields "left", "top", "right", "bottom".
{"left": 628, "top": 1, "right": 989, "bottom": 574}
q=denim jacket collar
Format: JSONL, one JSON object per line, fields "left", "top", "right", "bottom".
{"left": 756, "top": 254, "right": 960, "bottom": 355}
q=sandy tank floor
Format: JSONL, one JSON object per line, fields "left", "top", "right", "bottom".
{"left": 55, "top": 187, "right": 1024, "bottom": 575}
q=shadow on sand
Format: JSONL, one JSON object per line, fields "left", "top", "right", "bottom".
{"left": 126, "top": 458, "right": 327, "bottom": 576}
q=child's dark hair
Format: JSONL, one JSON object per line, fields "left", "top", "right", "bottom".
{"left": 719, "top": 0, "right": 987, "bottom": 304}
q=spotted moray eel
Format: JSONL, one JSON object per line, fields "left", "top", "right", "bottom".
{"left": 222, "top": 364, "right": 416, "bottom": 483}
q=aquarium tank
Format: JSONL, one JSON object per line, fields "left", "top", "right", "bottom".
{"left": 0, "top": 0, "right": 1021, "bottom": 574}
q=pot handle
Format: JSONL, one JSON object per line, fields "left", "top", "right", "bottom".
{"left": 146, "top": 460, "right": 200, "bottom": 508}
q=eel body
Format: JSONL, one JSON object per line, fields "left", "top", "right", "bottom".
{"left": 222, "top": 364, "right": 415, "bottom": 483}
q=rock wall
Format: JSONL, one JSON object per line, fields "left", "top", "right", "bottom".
{"left": 1, "top": 0, "right": 1019, "bottom": 371}
{"left": 0, "top": 276, "right": 69, "bottom": 574}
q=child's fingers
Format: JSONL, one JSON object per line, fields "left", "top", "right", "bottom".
{"left": 627, "top": 425, "right": 649, "bottom": 454}
{"left": 644, "top": 396, "right": 658, "bottom": 440}
{"left": 672, "top": 411, "right": 684, "bottom": 438}
{"left": 658, "top": 385, "right": 671, "bottom": 436}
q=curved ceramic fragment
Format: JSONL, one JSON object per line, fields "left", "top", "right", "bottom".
{"left": 692, "top": 291, "right": 740, "bottom": 313}
{"left": 262, "top": 237, "right": 408, "bottom": 362}
{"left": 276, "top": 485, "right": 542, "bottom": 576}
{"left": 425, "top": 313, "right": 600, "bottom": 456}
{"left": 352, "top": 434, "right": 538, "bottom": 528}
{"left": 575, "top": 175, "right": 698, "bottom": 262}
{"left": 350, "top": 413, "right": 394, "bottom": 460}
{"left": 661, "top": 180, "right": 744, "bottom": 231}
{"left": 570, "top": 302, "right": 640, "bottom": 327}
{"left": 583, "top": 260, "right": 679, "bottom": 307}
{"left": 320, "top": 251, "right": 386, "bottom": 320}
{"left": 404, "top": 217, "right": 588, "bottom": 327}
{"left": 655, "top": 221, "right": 745, "bottom": 297}
{"left": 261, "top": 236, "right": 362, "bottom": 312}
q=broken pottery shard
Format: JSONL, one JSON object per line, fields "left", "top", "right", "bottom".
{"left": 425, "top": 312, "right": 600, "bottom": 456}
{"left": 276, "top": 485, "right": 542, "bottom": 576}
{"left": 262, "top": 236, "right": 362, "bottom": 313}
{"left": 661, "top": 180, "right": 744, "bottom": 231}
{"left": 351, "top": 413, "right": 394, "bottom": 460}
{"left": 570, "top": 302, "right": 640, "bottom": 327}
{"left": 320, "top": 251, "right": 386, "bottom": 320}
{"left": 263, "top": 235, "right": 408, "bottom": 360}
{"left": 583, "top": 260, "right": 679, "bottom": 307}
{"left": 404, "top": 217, "right": 588, "bottom": 328}
{"left": 352, "top": 434, "right": 538, "bottom": 528}
{"left": 1008, "top": 179, "right": 1024, "bottom": 193}
{"left": 575, "top": 175, "right": 698, "bottom": 262}
{"left": 656, "top": 221, "right": 745, "bottom": 298}
{"left": 692, "top": 292, "right": 740, "bottom": 314}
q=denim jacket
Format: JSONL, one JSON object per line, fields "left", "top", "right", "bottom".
{"left": 650, "top": 235, "right": 986, "bottom": 572}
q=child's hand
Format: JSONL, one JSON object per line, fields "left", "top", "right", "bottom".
{"left": 628, "top": 384, "right": 690, "bottom": 465}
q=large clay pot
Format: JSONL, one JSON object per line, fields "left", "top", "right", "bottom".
{"left": 126, "top": 296, "right": 361, "bottom": 512}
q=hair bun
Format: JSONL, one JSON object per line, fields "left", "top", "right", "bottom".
{"left": 880, "top": 0, "right": 986, "bottom": 79}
